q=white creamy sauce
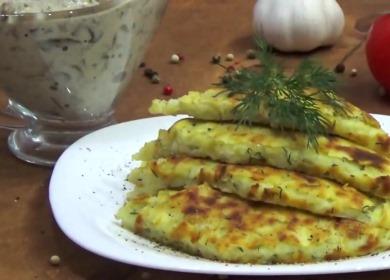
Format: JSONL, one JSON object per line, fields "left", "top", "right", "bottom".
{"left": 0, "top": 0, "right": 166, "bottom": 120}
{"left": 0, "top": 0, "right": 100, "bottom": 13}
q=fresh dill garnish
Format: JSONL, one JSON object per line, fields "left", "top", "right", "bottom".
{"left": 216, "top": 39, "right": 347, "bottom": 149}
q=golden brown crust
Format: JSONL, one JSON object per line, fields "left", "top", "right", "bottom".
{"left": 148, "top": 89, "right": 390, "bottom": 154}
{"left": 129, "top": 157, "right": 390, "bottom": 229}
{"left": 144, "top": 118, "right": 390, "bottom": 199}
{"left": 117, "top": 184, "right": 390, "bottom": 264}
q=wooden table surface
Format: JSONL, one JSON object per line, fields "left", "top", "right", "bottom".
{"left": 1, "top": 1, "right": 390, "bottom": 279}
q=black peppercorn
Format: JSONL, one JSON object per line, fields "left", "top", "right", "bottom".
{"left": 144, "top": 68, "right": 157, "bottom": 78}
{"left": 246, "top": 49, "right": 256, "bottom": 59}
{"left": 334, "top": 63, "right": 345, "bottom": 74}
{"left": 211, "top": 55, "right": 221, "bottom": 64}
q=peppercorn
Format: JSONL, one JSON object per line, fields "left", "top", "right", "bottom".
{"left": 222, "top": 74, "right": 231, "bottom": 84}
{"left": 350, "top": 68, "right": 358, "bottom": 77}
{"left": 178, "top": 54, "right": 184, "bottom": 61}
{"left": 211, "top": 55, "right": 221, "bottom": 64}
{"left": 227, "top": 65, "right": 235, "bottom": 72}
{"left": 226, "top": 53, "right": 235, "bottom": 61}
{"left": 334, "top": 63, "right": 345, "bottom": 74}
{"left": 170, "top": 54, "right": 180, "bottom": 64}
{"left": 163, "top": 85, "right": 173, "bottom": 96}
{"left": 139, "top": 62, "right": 146, "bottom": 68}
{"left": 246, "top": 49, "right": 256, "bottom": 59}
{"left": 144, "top": 68, "right": 156, "bottom": 79}
{"left": 151, "top": 74, "right": 160, "bottom": 84}
{"left": 49, "top": 255, "right": 61, "bottom": 266}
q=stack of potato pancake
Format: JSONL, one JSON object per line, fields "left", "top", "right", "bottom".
{"left": 117, "top": 89, "right": 390, "bottom": 264}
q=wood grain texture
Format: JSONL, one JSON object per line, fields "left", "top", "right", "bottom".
{"left": 1, "top": 0, "right": 390, "bottom": 279}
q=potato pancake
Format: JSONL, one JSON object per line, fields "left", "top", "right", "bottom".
{"left": 149, "top": 89, "right": 390, "bottom": 155}
{"left": 128, "top": 157, "right": 390, "bottom": 229}
{"left": 134, "top": 118, "right": 390, "bottom": 199}
{"left": 117, "top": 183, "right": 390, "bottom": 264}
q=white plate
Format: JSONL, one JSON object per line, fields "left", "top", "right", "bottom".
{"left": 49, "top": 114, "right": 390, "bottom": 276}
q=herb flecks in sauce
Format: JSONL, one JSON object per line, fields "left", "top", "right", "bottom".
{"left": 0, "top": 0, "right": 167, "bottom": 119}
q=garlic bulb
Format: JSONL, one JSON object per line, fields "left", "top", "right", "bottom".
{"left": 253, "top": 0, "right": 345, "bottom": 52}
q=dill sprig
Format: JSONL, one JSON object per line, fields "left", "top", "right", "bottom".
{"left": 216, "top": 39, "right": 346, "bottom": 149}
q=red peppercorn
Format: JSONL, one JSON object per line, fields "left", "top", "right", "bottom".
{"left": 163, "top": 85, "right": 173, "bottom": 96}
{"left": 178, "top": 54, "right": 184, "bottom": 61}
{"left": 227, "top": 65, "right": 235, "bottom": 72}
